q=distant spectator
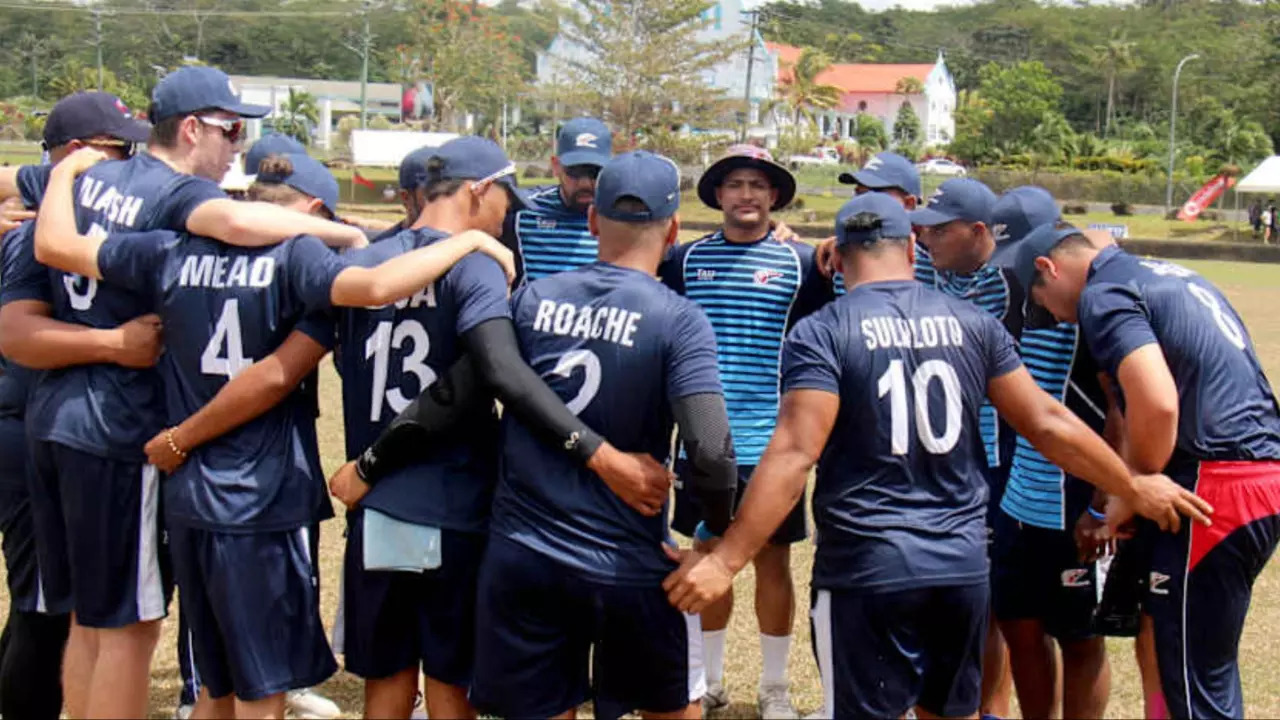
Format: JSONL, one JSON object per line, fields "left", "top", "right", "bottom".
{"left": 1264, "top": 204, "right": 1276, "bottom": 244}
{"left": 1248, "top": 200, "right": 1262, "bottom": 234}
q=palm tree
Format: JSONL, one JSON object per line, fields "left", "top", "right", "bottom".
{"left": 773, "top": 48, "right": 842, "bottom": 135}
{"left": 1092, "top": 30, "right": 1134, "bottom": 137}
{"left": 277, "top": 88, "right": 320, "bottom": 146}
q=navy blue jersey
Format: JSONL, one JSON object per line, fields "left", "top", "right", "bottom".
{"left": 782, "top": 281, "right": 1022, "bottom": 591}
{"left": 324, "top": 227, "right": 510, "bottom": 532}
{"left": 25, "top": 153, "right": 224, "bottom": 462}
{"left": 95, "top": 230, "right": 345, "bottom": 532}
{"left": 1001, "top": 322, "right": 1105, "bottom": 529}
{"left": 507, "top": 185, "right": 595, "bottom": 284}
{"left": 1079, "top": 247, "right": 1280, "bottom": 475}
{"left": 659, "top": 231, "right": 833, "bottom": 465}
{"left": 16, "top": 164, "right": 52, "bottom": 208}
{"left": 492, "top": 262, "right": 723, "bottom": 585}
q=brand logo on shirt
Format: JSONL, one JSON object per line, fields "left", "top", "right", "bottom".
{"left": 1149, "top": 571, "right": 1171, "bottom": 595}
{"left": 697, "top": 268, "right": 716, "bottom": 282}
{"left": 754, "top": 268, "right": 783, "bottom": 285}
{"left": 575, "top": 133, "right": 598, "bottom": 148}
{"left": 537, "top": 217, "right": 558, "bottom": 230}
{"left": 1060, "top": 568, "right": 1091, "bottom": 588}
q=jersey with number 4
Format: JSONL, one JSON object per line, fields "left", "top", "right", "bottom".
{"left": 493, "top": 262, "right": 723, "bottom": 586}
{"left": 782, "top": 281, "right": 1022, "bottom": 592}
{"left": 1079, "top": 246, "right": 1280, "bottom": 477}
{"left": 326, "top": 227, "right": 510, "bottom": 533}
{"left": 26, "top": 153, "right": 224, "bottom": 462}
{"left": 93, "top": 230, "right": 345, "bottom": 531}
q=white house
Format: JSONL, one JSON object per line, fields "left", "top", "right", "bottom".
{"left": 536, "top": 0, "right": 778, "bottom": 127}
{"left": 230, "top": 75, "right": 403, "bottom": 150}
{"left": 766, "top": 43, "right": 956, "bottom": 146}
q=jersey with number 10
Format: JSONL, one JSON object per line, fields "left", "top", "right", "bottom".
{"left": 93, "top": 230, "right": 346, "bottom": 531}
{"left": 782, "top": 281, "right": 1022, "bottom": 592}
{"left": 1079, "top": 246, "right": 1280, "bottom": 478}
{"left": 326, "top": 227, "right": 511, "bottom": 533}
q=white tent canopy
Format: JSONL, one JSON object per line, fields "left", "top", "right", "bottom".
{"left": 1236, "top": 156, "right": 1280, "bottom": 193}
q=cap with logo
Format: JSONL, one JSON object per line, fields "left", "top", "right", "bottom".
{"left": 255, "top": 152, "right": 340, "bottom": 218}
{"left": 989, "top": 186, "right": 1061, "bottom": 267}
{"left": 399, "top": 145, "right": 439, "bottom": 190}
{"left": 838, "top": 152, "right": 922, "bottom": 199}
{"left": 835, "top": 192, "right": 913, "bottom": 248}
{"left": 697, "top": 144, "right": 797, "bottom": 212}
{"left": 244, "top": 133, "right": 307, "bottom": 176}
{"left": 557, "top": 117, "right": 612, "bottom": 168}
{"left": 42, "top": 91, "right": 152, "bottom": 149}
{"left": 594, "top": 151, "right": 681, "bottom": 223}
{"left": 149, "top": 66, "right": 270, "bottom": 123}
{"left": 908, "top": 177, "right": 998, "bottom": 228}
{"left": 1011, "top": 223, "right": 1086, "bottom": 292}
{"left": 428, "top": 136, "right": 529, "bottom": 210}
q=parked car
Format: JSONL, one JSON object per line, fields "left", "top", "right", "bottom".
{"left": 787, "top": 147, "right": 840, "bottom": 168}
{"left": 916, "top": 158, "right": 967, "bottom": 176}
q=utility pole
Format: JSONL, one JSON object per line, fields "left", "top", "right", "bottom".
{"left": 92, "top": 8, "right": 105, "bottom": 91}
{"left": 740, "top": 10, "right": 759, "bottom": 143}
{"left": 344, "top": 0, "right": 375, "bottom": 129}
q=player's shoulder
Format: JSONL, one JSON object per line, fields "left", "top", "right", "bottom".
{"left": 520, "top": 185, "right": 563, "bottom": 214}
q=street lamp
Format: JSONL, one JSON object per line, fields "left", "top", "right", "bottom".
{"left": 1165, "top": 52, "right": 1200, "bottom": 215}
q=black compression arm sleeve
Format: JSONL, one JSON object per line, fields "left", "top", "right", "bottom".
{"left": 673, "top": 392, "right": 737, "bottom": 535}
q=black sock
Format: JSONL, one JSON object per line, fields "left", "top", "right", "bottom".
{"left": 0, "top": 610, "right": 70, "bottom": 720}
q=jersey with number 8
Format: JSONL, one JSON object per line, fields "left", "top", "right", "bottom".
{"left": 782, "top": 280, "right": 1023, "bottom": 592}
{"left": 1078, "top": 246, "right": 1280, "bottom": 475}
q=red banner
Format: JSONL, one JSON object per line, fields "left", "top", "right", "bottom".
{"left": 1177, "top": 173, "right": 1236, "bottom": 221}
{"left": 352, "top": 171, "right": 376, "bottom": 191}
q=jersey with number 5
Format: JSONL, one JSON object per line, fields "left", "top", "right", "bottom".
{"left": 91, "top": 229, "right": 346, "bottom": 531}
{"left": 331, "top": 227, "right": 510, "bottom": 533}
{"left": 1079, "top": 246, "right": 1280, "bottom": 475}
{"left": 492, "top": 262, "right": 723, "bottom": 586}
{"left": 782, "top": 280, "right": 1022, "bottom": 592}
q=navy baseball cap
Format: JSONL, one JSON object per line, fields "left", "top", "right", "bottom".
{"left": 909, "top": 178, "right": 998, "bottom": 227}
{"left": 1012, "top": 223, "right": 1085, "bottom": 291}
{"left": 594, "top": 151, "right": 680, "bottom": 222}
{"left": 398, "top": 146, "right": 438, "bottom": 190}
{"left": 429, "top": 136, "right": 529, "bottom": 209}
{"left": 838, "top": 152, "right": 922, "bottom": 199}
{"left": 557, "top": 117, "right": 612, "bottom": 167}
{"left": 149, "top": 66, "right": 270, "bottom": 123}
{"left": 244, "top": 133, "right": 306, "bottom": 176}
{"left": 990, "top": 186, "right": 1061, "bottom": 267}
{"left": 835, "top": 192, "right": 913, "bottom": 248}
{"left": 256, "top": 152, "right": 339, "bottom": 218}
{"left": 43, "top": 92, "right": 151, "bottom": 149}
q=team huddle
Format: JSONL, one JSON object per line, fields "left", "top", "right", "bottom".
{"left": 0, "top": 65, "right": 1275, "bottom": 720}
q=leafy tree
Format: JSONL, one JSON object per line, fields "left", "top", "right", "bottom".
{"left": 850, "top": 113, "right": 887, "bottom": 153}
{"left": 275, "top": 88, "right": 319, "bottom": 145}
{"left": 773, "top": 48, "right": 842, "bottom": 134}
{"left": 976, "top": 61, "right": 1063, "bottom": 153}
{"left": 1092, "top": 29, "right": 1134, "bottom": 136}
{"left": 893, "top": 101, "right": 920, "bottom": 146}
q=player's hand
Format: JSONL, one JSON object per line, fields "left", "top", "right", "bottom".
{"left": 661, "top": 544, "right": 735, "bottom": 614}
{"left": 145, "top": 428, "right": 188, "bottom": 474}
{"left": 329, "top": 460, "right": 370, "bottom": 510}
{"left": 587, "top": 444, "right": 672, "bottom": 517}
{"left": 1125, "top": 473, "right": 1214, "bottom": 533}
{"left": 0, "top": 197, "right": 35, "bottom": 236}
{"left": 337, "top": 224, "right": 369, "bottom": 251}
{"left": 110, "top": 313, "right": 163, "bottom": 368}
{"left": 1073, "top": 508, "right": 1116, "bottom": 563}
{"left": 814, "top": 236, "right": 838, "bottom": 277}
{"left": 770, "top": 220, "right": 799, "bottom": 243}
{"left": 59, "top": 147, "right": 109, "bottom": 177}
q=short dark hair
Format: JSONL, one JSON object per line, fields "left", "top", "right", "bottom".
{"left": 600, "top": 197, "right": 671, "bottom": 238}
{"left": 148, "top": 115, "right": 183, "bottom": 149}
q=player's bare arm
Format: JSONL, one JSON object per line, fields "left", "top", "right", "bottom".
{"left": 32, "top": 148, "right": 111, "bottom": 277}
{"left": 664, "top": 388, "right": 837, "bottom": 614}
{"left": 186, "top": 198, "right": 368, "bottom": 250}
{"left": 986, "top": 365, "right": 1211, "bottom": 532}
{"left": 0, "top": 301, "right": 161, "bottom": 370}
{"left": 328, "top": 230, "right": 515, "bottom": 307}
{"left": 0, "top": 167, "right": 19, "bottom": 202}
{"left": 1113, "top": 343, "right": 1179, "bottom": 473}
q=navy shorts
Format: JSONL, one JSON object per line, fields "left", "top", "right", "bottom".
{"left": 671, "top": 462, "right": 807, "bottom": 545}
{"left": 27, "top": 439, "right": 170, "bottom": 628}
{"left": 341, "top": 508, "right": 485, "bottom": 687}
{"left": 169, "top": 523, "right": 336, "bottom": 701}
{"left": 991, "top": 509, "right": 1098, "bottom": 641}
{"left": 1147, "top": 461, "right": 1280, "bottom": 719}
{"left": 810, "top": 583, "right": 987, "bottom": 719}
{"left": 472, "top": 535, "right": 703, "bottom": 719}
{"left": 0, "top": 417, "right": 40, "bottom": 613}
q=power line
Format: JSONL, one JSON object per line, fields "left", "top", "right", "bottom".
{"left": 0, "top": 1, "right": 352, "bottom": 16}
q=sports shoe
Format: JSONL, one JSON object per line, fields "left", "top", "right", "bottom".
{"left": 411, "top": 690, "right": 428, "bottom": 719}
{"left": 286, "top": 688, "right": 341, "bottom": 719}
{"left": 174, "top": 703, "right": 195, "bottom": 720}
{"left": 758, "top": 684, "right": 798, "bottom": 719}
{"left": 702, "top": 682, "right": 730, "bottom": 713}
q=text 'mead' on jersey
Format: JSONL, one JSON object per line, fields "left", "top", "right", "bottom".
{"left": 1078, "top": 246, "right": 1280, "bottom": 477}
{"left": 783, "top": 281, "right": 1022, "bottom": 592}
{"left": 95, "top": 230, "right": 345, "bottom": 532}
{"left": 312, "top": 227, "right": 511, "bottom": 533}
{"left": 494, "top": 261, "right": 723, "bottom": 586}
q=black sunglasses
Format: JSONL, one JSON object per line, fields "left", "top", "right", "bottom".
{"left": 564, "top": 164, "right": 601, "bottom": 181}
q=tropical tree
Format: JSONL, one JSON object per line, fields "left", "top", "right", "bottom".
{"left": 773, "top": 48, "right": 842, "bottom": 134}
{"left": 275, "top": 88, "right": 319, "bottom": 145}
{"left": 893, "top": 101, "right": 920, "bottom": 146}
{"left": 1092, "top": 29, "right": 1134, "bottom": 136}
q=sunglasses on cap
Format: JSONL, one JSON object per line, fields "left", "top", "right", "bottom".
{"left": 196, "top": 115, "right": 245, "bottom": 143}
{"left": 470, "top": 163, "right": 517, "bottom": 189}
{"left": 564, "top": 164, "right": 601, "bottom": 181}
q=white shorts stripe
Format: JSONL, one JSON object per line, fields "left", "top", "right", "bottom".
{"left": 684, "top": 612, "right": 706, "bottom": 703}
{"left": 811, "top": 589, "right": 835, "bottom": 720}
{"left": 135, "top": 464, "right": 165, "bottom": 622}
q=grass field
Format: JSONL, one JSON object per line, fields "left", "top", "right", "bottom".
{"left": 1, "top": 250, "right": 1279, "bottom": 717}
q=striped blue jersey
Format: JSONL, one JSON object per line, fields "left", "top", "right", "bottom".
{"left": 660, "top": 231, "right": 833, "bottom": 464}
{"left": 1001, "top": 322, "right": 1106, "bottom": 529}
{"left": 833, "top": 242, "right": 936, "bottom": 296}
{"left": 505, "top": 185, "right": 596, "bottom": 285}
{"left": 915, "top": 250, "right": 1022, "bottom": 469}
